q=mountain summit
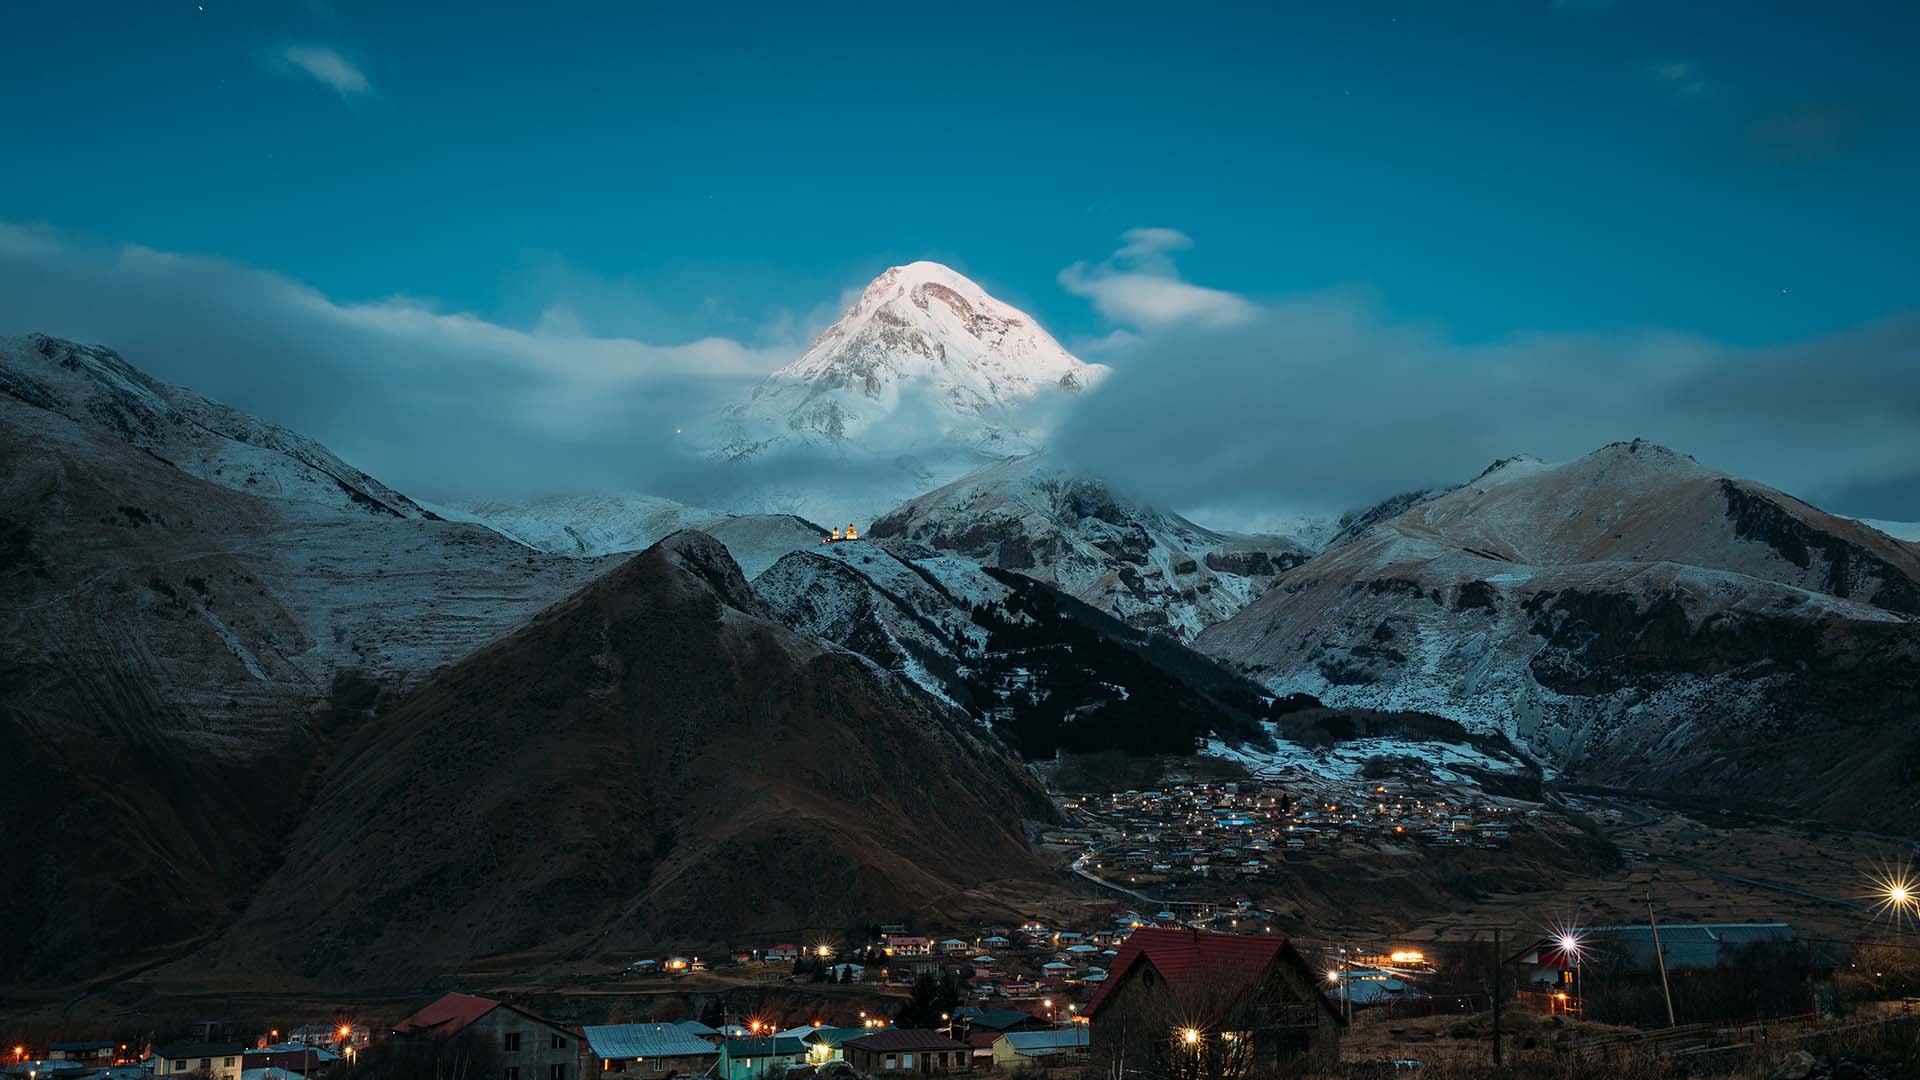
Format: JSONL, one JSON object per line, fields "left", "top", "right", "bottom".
{"left": 689, "top": 264, "right": 1110, "bottom": 526}
{"left": 714, "top": 261, "right": 1106, "bottom": 462}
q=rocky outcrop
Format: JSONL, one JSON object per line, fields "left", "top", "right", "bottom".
{"left": 869, "top": 454, "right": 1307, "bottom": 641}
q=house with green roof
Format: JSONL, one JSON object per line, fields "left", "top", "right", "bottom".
{"left": 716, "top": 1037, "right": 806, "bottom": 1080}
{"left": 582, "top": 1024, "right": 720, "bottom": 1076}
{"left": 800, "top": 1028, "right": 868, "bottom": 1064}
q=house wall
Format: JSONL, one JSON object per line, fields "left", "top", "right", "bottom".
{"left": 467, "top": 1009, "right": 578, "bottom": 1080}
{"left": 718, "top": 1050, "right": 802, "bottom": 1080}
{"left": 1089, "top": 961, "right": 1339, "bottom": 1076}
{"left": 845, "top": 1046, "right": 968, "bottom": 1074}
{"left": 155, "top": 1052, "right": 243, "bottom": 1080}
{"left": 594, "top": 1053, "right": 716, "bottom": 1077}
{"left": 990, "top": 1040, "right": 1088, "bottom": 1068}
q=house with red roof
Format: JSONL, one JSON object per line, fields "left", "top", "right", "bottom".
{"left": 1084, "top": 928, "right": 1341, "bottom": 1073}
{"left": 393, "top": 992, "right": 582, "bottom": 1080}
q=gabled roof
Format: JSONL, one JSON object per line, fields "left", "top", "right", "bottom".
{"left": 154, "top": 1043, "right": 249, "bottom": 1060}
{"left": 999, "top": 1029, "right": 1089, "bottom": 1052}
{"left": 719, "top": 1037, "right": 805, "bottom": 1057}
{"left": 583, "top": 1024, "right": 721, "bottom": 1060}
{"left": 801, "top": 1027, "right": 868, "bottom": 1049}
{"left": 1085, "top": 927, "right": 1340, "bottom": 1024}
{"left": 966, "top": 1009, "right": 1035, "bottom": 1032}
{"left": 393, "top": 992, "right": 501, "bottom": 1036}
{"left": 394, "top": 991, "right": 568, "bottom": 1039}
{"left": 844, "top": 1030, "right": 968, "bottom": 1053}
{"left": 671, "top": 1020, "right": 721, "bottom": 1037}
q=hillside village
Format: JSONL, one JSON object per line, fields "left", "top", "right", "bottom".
{"left": 11, "top": 906, "right": 1915, "bottom": 1080}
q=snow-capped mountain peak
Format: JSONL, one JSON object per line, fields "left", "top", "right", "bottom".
{"left": 717, "top": 261, "right": 1107, "bottom": 457}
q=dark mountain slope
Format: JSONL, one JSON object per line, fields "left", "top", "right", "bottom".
{"left": 174, "top": 532, "right": 1061, "bottom": 991}
{"left": 0, "top": 338, "right": 614, "bottom": 986}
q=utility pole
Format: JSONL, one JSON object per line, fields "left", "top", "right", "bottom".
{"left": 1492, "top": 928, "right": 1502, "bottom": 1068}
{"left": 1341, "top": 946, "right": 1353, "bottom": 1027}
{"left": 1647, "top": 888, "right": 1677, "bottom": 1028}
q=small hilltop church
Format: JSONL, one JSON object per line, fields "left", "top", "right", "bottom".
{"left": 821, "top": 524, "right": 861, "bottom": 544}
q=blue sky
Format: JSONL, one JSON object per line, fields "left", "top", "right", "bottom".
{"left": 5, "top": 1, "right": 1915, "bottom": 346}
{"left": 2, "top": 2, "right": 1917, "bottom": 516}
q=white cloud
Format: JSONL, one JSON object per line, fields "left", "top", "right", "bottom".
{"left": 1059, "top": 228, "right": 1256, "bottom": 329}
{"left": 1051, "top": 280, "right": 1920, "bottom": 524}
{"left": 0, "top": 222, "right": 792, "bottom": 500}
{"left": 1648, "top": 60, "right": 1709, "bottom": 98}
{"left": 279, "top": 44, "right": 375, "bottom": 100}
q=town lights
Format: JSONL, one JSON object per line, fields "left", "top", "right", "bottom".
{"left": 337, "top": 1026, "right": 351, "bottom": 1039}
{"left": 1326, "top": 970, "right": 1340, "bottom": 984}
{"left": 1181, "top": 1029, "right": 1200, "bottom": 1045}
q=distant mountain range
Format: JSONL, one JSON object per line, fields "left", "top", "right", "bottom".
{"left": 1196, "top": 440, "right": 1920, "bottom": 830}
{"left": 5, "top": 259, "right": 1919, "bottom": 993}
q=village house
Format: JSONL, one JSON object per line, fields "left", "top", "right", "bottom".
{"left": 1085, "top": 928, "right": 1342, "bottom": 1075}
{"left": 841, "top": 1031, "right": 969, "bottom": 1075}
{"left": 953, "top": 1009, "right": 1047, "bottom": 1037}
{"left": 152, "top": 1042, "right": 247, "bottom": 1080}
{"left": 667, "top": 1021, "right": 721, "bottom": 1046}
{"left": 801, "top": 1028, "right": 866, "bottom": 1065}
{"left": 715, "top": 1036, "right": 806, "bottom": 1080}
{"left": 244, "top": 1046, "right": 340, "bottom": 1078}
{"left": 990, "top": 1028, "right": 1089, "bottom": 1069}
{"left": 46, "top": 1044, "right": 115, "bottom": 1064}
{"left": 3, "top": 1061, "right": 95, "bottom": 1080}
{"left": 581, "top": 1024, "right": 719, "bottom": 1078}
{"left": 393, "top": 992, "right": 580, "bottom": 1080}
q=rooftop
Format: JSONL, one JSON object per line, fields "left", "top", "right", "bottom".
{"left": 582, "top": 1024, "right": 721, "bottom": 1060}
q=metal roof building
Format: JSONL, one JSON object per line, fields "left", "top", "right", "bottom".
{"left": 582, "top": 1025, "right": 722, "bottom": 1061}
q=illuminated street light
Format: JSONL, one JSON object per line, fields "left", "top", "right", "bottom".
{"left": 1866, "top": 863, "right": 1920, "bottom": 930}
{"left": 1180, "top": 1028, "right": 1200, "bottom": 1045}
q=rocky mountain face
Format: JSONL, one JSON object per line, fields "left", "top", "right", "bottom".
{"left": 171, "top": 532, "right": 1060, "bottom": 990}
{"left": 755, "top": 539, "right": 1273, "bottom": 759}
{"left": 1196, "top": 440, "right": 1920, "bottom": 829}
{"left": 867, "top": 453, "right": 1309, "bottom": 642}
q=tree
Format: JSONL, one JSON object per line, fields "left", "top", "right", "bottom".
{"left": 893, "top": 972, "right": 963, "bottom": 1029}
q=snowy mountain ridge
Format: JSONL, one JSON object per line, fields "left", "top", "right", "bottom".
{"left": 713, "top": 261, "right": 1107, "bottom": 459}
{"left": 0, "top": 333, "right": 432, "bottom": 520}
